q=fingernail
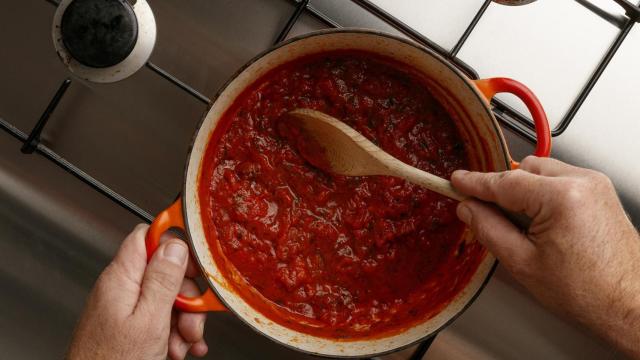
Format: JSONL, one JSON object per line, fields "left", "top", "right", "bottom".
{"left": 452, "top": 170, "right": 469, "bottom": 179}
{"left": 163, "top": 241, "right": 187, "bottom": 265}
{"left": 457, "top": 203, "right": 472, "bottom": 224}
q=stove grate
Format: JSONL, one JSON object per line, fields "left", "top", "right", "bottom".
{"left": 294, "top": 0, "right": 640, "bottom": 141}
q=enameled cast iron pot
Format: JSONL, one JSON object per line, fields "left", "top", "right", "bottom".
{"left": 144, "top": 29, "right": 552, "bottom": 358}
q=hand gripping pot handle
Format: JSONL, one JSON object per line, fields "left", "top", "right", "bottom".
{"left": 145, "top": 199, "right": 226, "bottom": 312}
{"left": 474, "top": 77, "right": 552, "bottom": 168}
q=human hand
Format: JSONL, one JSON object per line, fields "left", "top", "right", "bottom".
{"left": 452, "top": 156, "right": 640, "bottom": 358}
{"left": 67, "top": 224, "right": 208, "bottom": 360}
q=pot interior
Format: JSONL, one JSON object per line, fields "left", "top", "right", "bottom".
{"left": 183, "top": 29, "right": 509, "bottom": 358}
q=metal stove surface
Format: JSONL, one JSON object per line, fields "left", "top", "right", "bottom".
{"left": 0, "top": 0, "right": 636, "bottom": 359}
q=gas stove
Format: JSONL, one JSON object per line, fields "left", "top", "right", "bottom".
{"left": 0, "top": 0, "right": 638, "bottom": 359}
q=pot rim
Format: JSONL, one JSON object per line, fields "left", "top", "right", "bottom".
{"left": 181, "top": 28, "right": 510, "bottom": 358}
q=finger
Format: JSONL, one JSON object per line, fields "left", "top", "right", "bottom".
{"left": 168, "top": 327, "right": 190, "bottom": 360}
{"left": 452, "top": 169, "right": 546, "bottom": 218}
{"left": 95, "top": 224, "right": 150, "bottom": 314}
{"left": 519, "top": 156, "right": 586, "bottom": 177}
{"left": 177, "top": 279, "right": 207, "bottom": 344}
{"left": 171, "top": 310, "right": 178, "bottom": 327}
{"left": 189, "top": 339, "right": 209, "bottom": 357}
{"left": 135, "top": 239, "right": 188, "bottom": 319}
{"left": 457, "top": 200, "right": 535, "bottom": 272}
{"left": 110, "top": 224, "right": 150, "bottom": 287}
{"left": 160, "top": 231, "right": 199, "bottom": 278}
{"left": 186, "top": 255, "right": 200, "bottom": 278}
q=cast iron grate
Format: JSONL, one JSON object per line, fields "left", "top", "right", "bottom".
{"left": 1, "top": 0, "right": 639, "bottom": 358}
{"left": 299, "top": 0, "right": 640, "bottom": 140}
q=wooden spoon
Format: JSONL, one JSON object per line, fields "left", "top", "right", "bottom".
{"left": 286, "top": 108, "right": 467, "bottom": 202}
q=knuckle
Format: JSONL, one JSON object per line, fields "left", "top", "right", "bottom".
{"left": 497, "top": 169, "right": 526, "bottom": 189}
{"left": 509, "top": 168, "right": 528, "bottom": 180}
{"left": 483, "top": 172, "right": 509, "bottom": 196}
{"left": 590, "top": 170, "right": 613, "bottom": 187}
{"left": 555, "top": 178, "right": 586, "bottom": 206}
{"left": 519, "top": 155, "right": 538, "bottom": 170}
{"left": 564, "top": 186, "right": 583, "bottom": 204}
{"left": 500, "top": 169, "right": 519, "bottom": 183}
{"left": 146, "top": 269, "right": 180, "bottom": 295}
{"left": 494, "top": 170, "right": 538, "bottom": 209}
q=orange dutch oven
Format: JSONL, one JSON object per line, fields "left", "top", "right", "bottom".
{"left": 144, "top": 29, "right": 551, "bottom": 358}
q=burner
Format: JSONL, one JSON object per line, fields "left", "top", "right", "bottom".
{"left": 61, "top": 0, "right": 138, "bottom": 68}
{"left": 53, "top": 0, "right": 156, "bottom": 83}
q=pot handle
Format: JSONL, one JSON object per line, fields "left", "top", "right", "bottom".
{"left": 145, "top": 198, "right": 226, "bottom": 312}
{"left": 474, "top": 77, "right": 552, "bottom": 168}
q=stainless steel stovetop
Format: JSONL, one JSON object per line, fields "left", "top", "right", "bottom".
{"left": 1, "top": 0, "right": 638, "bottom": 359}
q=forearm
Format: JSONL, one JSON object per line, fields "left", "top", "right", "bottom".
{"left": 589, "top": 249, "right": 640, "bottom": 359}
{"left": 607, "top": 232, "right": 640, "bottom": 359}
{"left": 601, "top": 297, "right": 640, "bottom": 359}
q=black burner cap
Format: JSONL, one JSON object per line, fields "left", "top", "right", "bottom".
{"left": 61, "top": 0, "right": 138, "bottom": 68}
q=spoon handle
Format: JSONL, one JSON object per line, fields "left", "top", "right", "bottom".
{"left": 386, "top": 160, "right": 533, "bottom": 229}
{"left": 382, "top": 159, "right": 468, "bottom": 202}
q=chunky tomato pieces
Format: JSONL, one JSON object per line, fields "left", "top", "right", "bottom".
{"left": 199, "top": 51, "right": 486, "bottom": 338}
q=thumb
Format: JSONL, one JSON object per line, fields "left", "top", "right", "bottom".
{"left": 136, "top": 239, "right": 188, "bottom": 319}
{"left": 457, "top": 199, "right": 535, "bottom": 272}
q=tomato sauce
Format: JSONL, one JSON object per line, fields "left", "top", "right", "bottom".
{"left": 199, "top": 51, "right": 486, "bottom": 339}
